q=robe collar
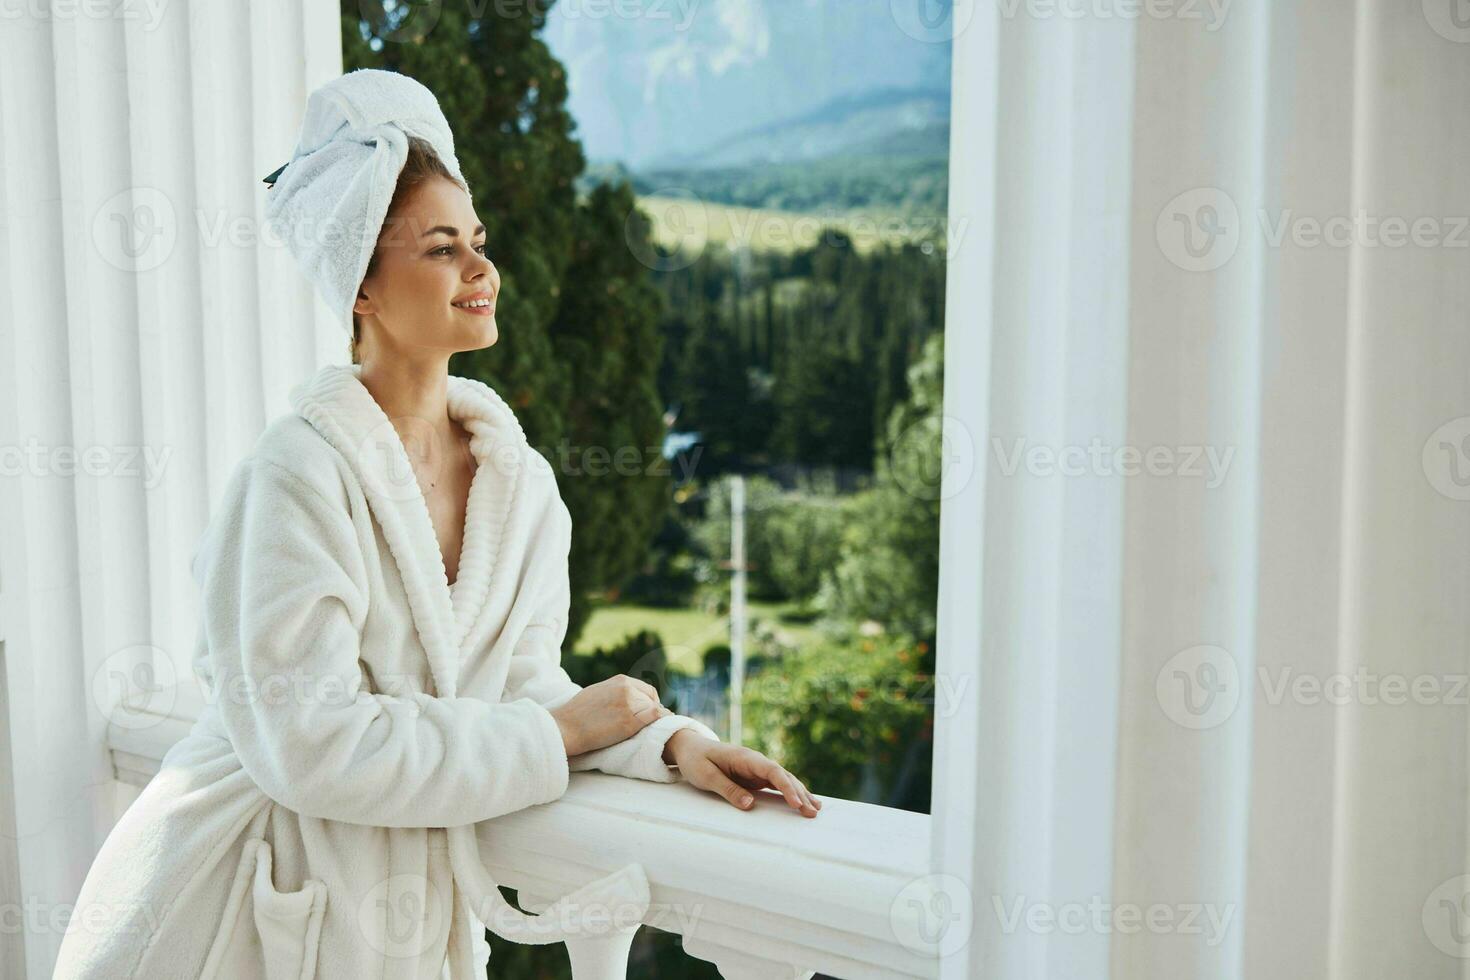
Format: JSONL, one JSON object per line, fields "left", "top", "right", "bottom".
{"left": 288, "top": 362, "right": 526, "bottom": 699}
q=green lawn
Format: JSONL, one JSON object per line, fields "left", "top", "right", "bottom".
{"left": 573, "top": 600, "right": 823, "bottom": 672}
{"left": 639, "top": 194, "right": 947, "bottom": 258}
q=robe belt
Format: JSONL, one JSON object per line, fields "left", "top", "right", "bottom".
{"left": 444, "top": 823, "right": 650, "bottom": 946}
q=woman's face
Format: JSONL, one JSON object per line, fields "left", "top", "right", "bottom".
{"left": 353, "top": 176, "right": 500, "bottom": 355}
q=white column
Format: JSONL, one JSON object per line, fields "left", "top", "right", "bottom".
{"left": 933, "top": 3, "right": 1137, "bottom": 978}
{"left": 935, "top": 2, "right": 1470, "bottom": 979}
{"left": 1330, "top": 2, "right": 1470, "bottom": 975}
{"left": 1112, "top": 2, "right": 1271, "bottom": 976}
{"left": 1240, "top": 0, "right": 1356, "bottom": 975}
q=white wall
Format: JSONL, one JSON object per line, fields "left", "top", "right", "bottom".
{"left": 0, "top": 2, "right": 342, "bottom": 974}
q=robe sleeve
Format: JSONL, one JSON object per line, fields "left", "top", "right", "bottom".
{"left": 200, "top": 456, "right": 571, "bottom": 828}
{"left": 501, "top": 521, "right": 721, "bottom": 784}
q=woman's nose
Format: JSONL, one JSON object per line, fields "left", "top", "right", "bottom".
{"left": 469, "top": 260, "right": 497, "bottom": 291}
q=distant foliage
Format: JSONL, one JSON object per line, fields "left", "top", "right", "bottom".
{"left": 690, "top": 474, "right": 845, "bottom": 606}
{"left": 546, "top": 181, "right": 672, "bottom": 641}
{"left": 658, "top": 238, "right": 946, "bottom": 477}
{"left": 761, "top": 495, "right": 846, "bottom": 604}
{"left": 744, "top": 632, "right": 935, "bottom": 814}
{"left": 820, "top": 332, "right": 944, "bottom": 640}
{"left": 688, "top": 475, "right": 788, "bottom": 601}
{"left": 564, "top": 628, "right": 671, "bottom": 695}
{"left": 616, "top": 512, "right": 701, "bottom": 608}
{"left": 629, "top": 154, "right": 949, "bottom": 216}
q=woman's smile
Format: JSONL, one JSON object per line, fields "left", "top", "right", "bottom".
{"left": 451, "top": 291, "right": 496, "bottom": 316}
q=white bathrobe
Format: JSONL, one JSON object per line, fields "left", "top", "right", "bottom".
{"left": 53, "top": 363, "right": 719, "bottom": 980}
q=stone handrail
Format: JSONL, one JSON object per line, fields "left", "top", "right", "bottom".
{"left": 108, "top": 717, "right": 940, "bottom": 979}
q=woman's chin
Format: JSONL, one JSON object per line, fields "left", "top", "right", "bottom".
{"left": 464, "top": 319, "right": 496, "bottom": 349}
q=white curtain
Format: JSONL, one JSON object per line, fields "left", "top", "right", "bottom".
{"left": 0, "top": 3, "right": 342, "bottom": 975}
{"left": 934, "top": 1, "right": 1470, "bottom": 978}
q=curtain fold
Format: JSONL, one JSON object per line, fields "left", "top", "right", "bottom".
{"left": 0, "top": 3, "right": 343, "bottom": 974}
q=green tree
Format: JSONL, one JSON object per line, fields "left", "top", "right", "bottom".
{"left": 673, "top": 303, "right": 757, "bottom": 466}
{"left": 762, "top": 493, "right": 845, "bottom": 605}
{"left": 820, "top": 332, "right": 945, "bottom": 640}
{"left": 744, "top": 632, "right": 934, "bottom": 813}
{"left": 689, "top": 474, "right": 788, "bottom": 602}
{"left": 547, "top": 181, "right": 672, "bottom": 641}
{"left": 770, "top": 335, "right": 872, "bottom": 468}
{"left": 653, "top": 237, "right": 945, "bottom": 479}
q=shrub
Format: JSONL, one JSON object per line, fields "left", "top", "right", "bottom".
{"left": 565, "top": 629, "right": 672, "bottom": 695}
{"left": 743, "top": 633, "right": 935, "bottom": 813}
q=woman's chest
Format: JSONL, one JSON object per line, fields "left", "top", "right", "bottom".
{"left": 351, "top": 497, "right": 521, "bottom": 702}
{"left": 415, "top": 427, "right": 477, "bottom": 586}
{"left": 336, "top": 430, "right": 561, "bottom": 702}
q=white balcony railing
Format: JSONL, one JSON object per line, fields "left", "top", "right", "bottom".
{"left": 108, "top": 716, "right": 940, "bottom": 980}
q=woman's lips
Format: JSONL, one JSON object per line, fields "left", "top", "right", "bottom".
{"left": 452, "top": 303, "right": 495, "bottom": 317}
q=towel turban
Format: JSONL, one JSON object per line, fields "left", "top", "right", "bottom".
{"left": 263, "top": 68, "right": 473, "bottom": 334}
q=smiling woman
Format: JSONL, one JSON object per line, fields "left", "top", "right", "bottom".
{"left": 47, "top": 67, "right": 818, "bottom": 980}
{"left": 350, "top": 137, "right": 500, "bottom": 365}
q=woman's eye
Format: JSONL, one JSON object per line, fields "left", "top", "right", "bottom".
{"left": 434, "top": 244, "right": 490, "bottom": 257}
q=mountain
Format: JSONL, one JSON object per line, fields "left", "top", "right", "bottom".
{"left": 662, "top": 87, "right": 949, "bottom": 169}
{"left": 574, "top": 83, "right": 951, "bottom": 216}
{"left": 541, "top": 0, "right": 952, "bottom": 172}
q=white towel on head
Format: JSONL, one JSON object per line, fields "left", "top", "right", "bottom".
{"left": 263, "top": 67, "right": 473, "bottom": 334}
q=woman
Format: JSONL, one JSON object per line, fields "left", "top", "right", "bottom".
{"left": 53, "top": 69, "right": 817, "bottom": 980}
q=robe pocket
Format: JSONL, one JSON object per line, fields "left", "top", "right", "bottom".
{"left": 200, "top": 838, "right": 329, "bottom": 980}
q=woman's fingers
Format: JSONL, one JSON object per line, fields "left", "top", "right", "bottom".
{"left": 760, "top": 761, "right": 817, "bottom": 816}
{"left": 625, "top": 675, "right": 662, "bottom": 706}
{"left": 716, "top": 750, "right": 820, "bottom": 816}
{"left": 784, "top": 772, "right": 819, "bottom": 811}
{"left": 631, "top": 697, "right": 671, "bottom": 727}
{"left": 778, "top": 767, "right": 820, "bottom": 813}
{"left": 686, "top": 746, "right": 820, "bottom": 817}
{"left": 701, "top": 765, "right": 756, "bottom": 810}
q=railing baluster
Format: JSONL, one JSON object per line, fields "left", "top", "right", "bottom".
{"left": 563, "top": 928, "right": 642, "bottom": 980}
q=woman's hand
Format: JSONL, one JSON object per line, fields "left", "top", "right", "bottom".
{"left": 550, "top": 675, "right": 671, "bottom": 757}
{"left": 664, "top": 731, "right": 822, "bottom": 818}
